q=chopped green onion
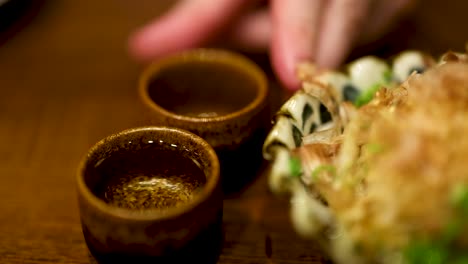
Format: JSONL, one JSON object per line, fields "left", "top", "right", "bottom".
{"left": 404, "top": 240, "right": 448, "bottom": 264}
{"left": 364, "top": 143, "right": 384, "bottom": 155}
{"left": 404, "top": 217, "right": 468, "bottom": 264}
{"left": 441, "top": 219, "right": 463, "bottom": 244}
{"left": 405, "top": 238, "right": 468, "bottom": 264}
{"left": 311, "top": 164, "right": 336, "bottom": 180}
{"left": 289, "top": 157, "right": 302, "bottom": 178}
{"left": 452, "top": 256, "right": 468, "bottom": 264}
{"left": 403, "top": 186, "right": 468, "bottom": 264}
{"left": 450, "top": 184, "right": 468, "bottom": 215}
{"left": 354, "top": 83, "right": 382, "bottom": 107}
{"left": 383, "top": 70, "right": 393, "bottom": 83}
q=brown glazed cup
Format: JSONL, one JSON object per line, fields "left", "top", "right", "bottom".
{"left": 76, "top": 126, "right": 222, "bottom": 263}
{"left": 138, "top": 49, "right": 269, "bottom": 192}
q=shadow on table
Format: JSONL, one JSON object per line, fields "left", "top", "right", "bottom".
{"left": 219, "top": 126, "right": 270, "bottom": 197}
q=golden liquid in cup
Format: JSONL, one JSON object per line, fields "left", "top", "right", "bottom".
{"left": 91, "top": 144, "right": 206, "bottom": 210}
{"left": 147, "top": 61, "right": 258, "bottom": 118}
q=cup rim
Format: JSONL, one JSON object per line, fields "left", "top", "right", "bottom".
{"left": 76, "top": 126, "right": 220, "bottom": 221}
{"left": 138, "top": 48, "right": 268, "bottom": 123}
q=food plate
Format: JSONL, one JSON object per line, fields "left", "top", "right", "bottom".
{"left": 262, "top": 49, "right": 468, "bottom": 263}
{"left": 263, "top": 50, "right": 435, "bottom": 195}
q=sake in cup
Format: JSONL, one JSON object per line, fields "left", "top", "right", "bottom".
{"left": 76, "top": 126, "right": 223, "bottom": 263}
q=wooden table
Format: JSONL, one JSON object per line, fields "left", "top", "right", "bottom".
{"left": 0, "top": 0, "right": 466, "bottom": 263}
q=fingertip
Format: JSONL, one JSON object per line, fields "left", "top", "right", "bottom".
{"left": 315, "top": 52, "right": 342, "bottom": 71}
{"left": 270, "top": 34, "right": 304, "bottom": 91}
{"left": 127, "top": 30, "right": 153, "bottom": 62}
{"left": 271, "top": 55, "right": 301, "bottom": 91}
{"left": 315, "top": 0, "right": 370, "bottom": 69}
{"left": 127, "top": 18, "right": 187, "bottom": 62}
{"left": 127, "top": 21, "right": 199, "bottom": 63}
{"left": 280, "top": 71, "right": 301, "bottom": 91}
{"left": 270, "top": 0, "right": 325, "bottom": 91}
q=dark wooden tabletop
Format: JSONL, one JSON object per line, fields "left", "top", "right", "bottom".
{"left": 0, "top": 0, "right": 466, "bottom": 263}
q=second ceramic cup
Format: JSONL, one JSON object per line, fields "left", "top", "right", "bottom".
{"left": 139, "top": 49, "right": 269, "bottom": 192}
{"left": 77, "top": 126, "right": 222, "bottom": 263}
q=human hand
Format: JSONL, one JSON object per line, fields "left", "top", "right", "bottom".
{"left": 128, "top": 0, "right": 417, "bottom": 91}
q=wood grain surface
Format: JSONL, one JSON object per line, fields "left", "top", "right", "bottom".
{"left": 0, "top": 0, "right": 466, "bottom": 263}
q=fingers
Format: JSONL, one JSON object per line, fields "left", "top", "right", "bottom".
{"left": 315, "top": 0, "right": 371, "bottom": 69}
{"left": 129, "top": 0, "right": 249, "bottom": 61}
{"left": 224, "top": 9, "right": 271, "bottom": 52}
{"left": 270, "top": 0, "right": 325, "bottom": 90}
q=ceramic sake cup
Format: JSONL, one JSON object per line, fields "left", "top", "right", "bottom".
{"left": 76, "top": 126, "right": 222, "bottom": 263}
{"left": 138, "top": 49, "right": 270, "bottom": 192}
